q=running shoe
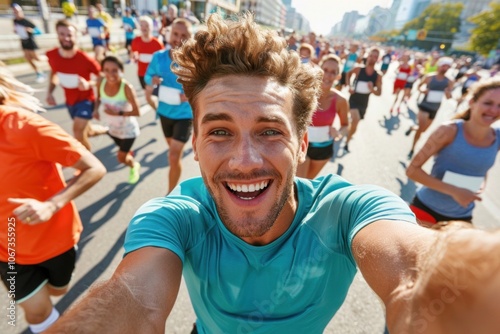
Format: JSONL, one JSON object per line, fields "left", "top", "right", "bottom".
{"left": 344, "top": 144, "right": 350, "bottom": 153}
{"left": 128, "top": 162, "right": 141, "bottom": 184}
{"left": 407, "top": 150, "right": 414, "bottom": 160}
{"left": 35, "top": 72, "right": 46, "bottom": 83}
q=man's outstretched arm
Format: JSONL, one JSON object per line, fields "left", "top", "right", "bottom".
{"left": 352, "top": 220, "right": 436, "bottom": 332}
{"left": 47, "top": 247, "right": 183, "bottom": 333}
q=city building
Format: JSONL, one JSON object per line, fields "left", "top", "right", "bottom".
{"left": 240, "top": 0, "right": 285, "bottom": 30}
{"left": 394, "top": 0, "right": 430, "bottom": 30}
{"left": 340, "top": 10, "right": 362, "bottom": 36}
{"left": 431, "top": 0, "right": 493, "bottom": 46}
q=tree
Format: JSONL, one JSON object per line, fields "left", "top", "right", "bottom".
{"left": 400, "top": 3, "right": 463, "bottom": 51}
{"left": 469, "top": 2, "right": 500, "bottom": 56}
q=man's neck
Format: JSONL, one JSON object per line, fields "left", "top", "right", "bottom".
{"left": 59, "top": 47, "right": 77, "bottom": 58}
{"left": 141, "top": 35, "right": 152, "bottom": 42}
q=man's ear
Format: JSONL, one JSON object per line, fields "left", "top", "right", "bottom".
{"left": 192, "top": 132, "right": 198, "bottom": 161}
{"left": 298, "top": 130, "right": 308, "bottom": 164}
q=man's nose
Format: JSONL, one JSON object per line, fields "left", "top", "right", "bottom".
{"left": 228, "top": 135, "right": 264, "bottom": 171}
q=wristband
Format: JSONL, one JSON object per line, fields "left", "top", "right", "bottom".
{"left": 119, "top": 110, "right": 124, "bottom": 116}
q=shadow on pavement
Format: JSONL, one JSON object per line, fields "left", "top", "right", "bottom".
{"left": 378, "top": 113, "right": 401, "bottom": 135}
{"left": 397, "top": 160, "right": 417, "bottom": 202}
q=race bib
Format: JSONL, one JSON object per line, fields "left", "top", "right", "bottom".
{"left": 383, "top": 57, "right": 390, "bottom": 64}
{"left": 88, "top": 27, "right": 102, "bottom": 38}
{"left": 123, "top": 23, "right": 132, "bottom": 32}
{"left": 426, "top": 90, "right": 444, "bottom": 103}
{"left": 15, "top": 25, "right": 28, "bottom": 39}
{"left": 442, "top": 171, "right": 484, "bottom": 192}
{"left": 307, "top": 126, "right": 331, "bottom": 143}
{"left": 138, "top": 53, "right": 153, "bottom": 63}
{"left": 397, "top": 72, "right": 408, "bottom": 80}
{"left": 355, "top": 81, "right": 371, "bottom": 94}
{"left": 158, "top": 86, "right": 181, "bottom": 105}
{"left": 407, "top": 75, "right": 417, "bottom": 83}
{"left": 57, "top": 72, "right": 79, "bottom": 89}
{"left": 345, "top": 60, "right": 354, "bottom": 68}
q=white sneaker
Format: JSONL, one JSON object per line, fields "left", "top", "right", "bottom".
{"left": 35, "top": 73, "right": 46, "bottom": 83}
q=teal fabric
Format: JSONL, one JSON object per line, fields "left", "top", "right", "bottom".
{"left": 124, "top": 175, "right": 415, "bottom": 333}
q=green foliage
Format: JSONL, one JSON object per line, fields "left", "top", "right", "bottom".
{"left": 399, "top": 3, "right": 463, "bottom": 51}
{"left": 469, "top": 2, "right": 500, "bottom": 56}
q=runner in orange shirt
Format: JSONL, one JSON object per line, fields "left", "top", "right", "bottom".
{"left": 0, "top": 66, "right": 106, "bottom": 333}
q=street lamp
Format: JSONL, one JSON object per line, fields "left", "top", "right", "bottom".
{"left": 37, "top": 0, "right": 50, "bottom": 33}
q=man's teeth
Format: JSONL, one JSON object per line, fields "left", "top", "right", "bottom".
{"left": 227, "top": 181, "right": 269, "bottom": 193}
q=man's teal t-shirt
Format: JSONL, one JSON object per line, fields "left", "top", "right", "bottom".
{"left": 124, "top": 175, "right": 415, "bottom": 333}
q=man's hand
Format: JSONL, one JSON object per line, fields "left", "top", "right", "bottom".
{"left": 46, "top": 94, "right": 57, "bottom": 106}
{"left": 8, "top": 198, "right": 58, "bottom": 225}
{"left": 78, "top": 77, "right": 91, "bottom": 91}
{"left": 152, "top": 76, "right": 163, "bottom": 86}
{"left": 451, "top": 187, "right": 482, "bottom": 207}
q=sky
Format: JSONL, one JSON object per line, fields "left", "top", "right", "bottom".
{"left": 291, "top": 0, "right": 394, "bottom": 35}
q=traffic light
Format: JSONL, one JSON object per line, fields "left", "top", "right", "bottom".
{"left": 417, "top": 29, "right": 427, "bottom": 40}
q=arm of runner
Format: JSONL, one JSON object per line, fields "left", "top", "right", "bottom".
{"left": 9, "top": 150, "right": 105, "bottom": 225}
{"left": 352, "top": 220, "right": 437, "bottom": 333}
{"left": 46, "top": 71, "right": 58, "bottom": 106}
{"left": 124, "top": 82, "right": 141, "bottom": 116}
{"left": 93, "top": 77, "right": 103, "bottom": 120}
{"left": 346, "top": 67, "right": 359, "bottom": 93}
{"left": 372, "top": 72, "right": 383, "bottom": 96}
{"left": 406, "top": 124, "right": 481, "bottom": 207}
{"left": 45, "top": 247, "right": 183, "bottom": 333}
{"left": 334, "top": 91, "right": 349, "bottom": 140}
{"left": 445, "top": 79, "right": 455, "bottom": 99}
{"left": 418, "top": 75, "right": 430, "bottom": 94}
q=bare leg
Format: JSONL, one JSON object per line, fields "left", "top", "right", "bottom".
{"left": 345, "top": 108, "right": 361, "bottom": 151}
{"left": 73, "top": 117, "right": 91, "bottom": 150}
{"left": 166, "top": 138, "right": 187, "bottom": 194}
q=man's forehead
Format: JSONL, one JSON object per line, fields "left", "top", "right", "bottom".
{"left": 204, "top": 75, "right": 290, "bottom": 95}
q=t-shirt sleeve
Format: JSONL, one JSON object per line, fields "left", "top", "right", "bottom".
{"left": 26, "top": 113, "right": 86, "bottom": 166}
{"left": 144, "top": 52, "right": 159, "bottom": 85}
{"left": 333, "top": 184, "right": 416, "bottom": 265}
{"left": 124, "top": 197, "right": 201, "bottom": 262}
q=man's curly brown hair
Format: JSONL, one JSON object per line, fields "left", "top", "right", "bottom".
{"left": 171, "top": 13, "right": 322, "bottom": 136}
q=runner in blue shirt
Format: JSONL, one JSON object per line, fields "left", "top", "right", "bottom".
{"left": 122, "top": 7, "right": 137, "bottom": 63}
{"left": 144, "top": 18, "right": 193, "bottom": 194}
{"left": 85, "top": 6, "right": 107, "bottom": 62}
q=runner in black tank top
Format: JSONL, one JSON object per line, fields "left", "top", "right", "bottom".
{"left": 344, "top": 48, "right": 382, "bottom": 153}
{"left": 405, "top": 57, "right": 454, "bottom": 159}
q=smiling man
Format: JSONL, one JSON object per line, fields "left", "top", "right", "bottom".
{"left": 45, "top": 14, "right": 496, "bottom": 334}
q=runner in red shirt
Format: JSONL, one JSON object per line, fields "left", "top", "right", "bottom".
{"left": 46, "top": 19, "right": 101, "bottom": 150}
{"left": 131, "top": 16, "right": 164, "bottom": 90}
{"left": 390, "top": 54, "right": 412, "bottom": 114}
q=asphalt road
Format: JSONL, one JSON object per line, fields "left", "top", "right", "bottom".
{"left": 1, "top": 59, "right": 499, "bottom": 334}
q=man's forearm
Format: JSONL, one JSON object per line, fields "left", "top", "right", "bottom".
{"left": 46, "top": 276, "right": 166, "bottom": 334}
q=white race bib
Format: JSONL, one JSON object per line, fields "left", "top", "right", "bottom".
{"left": 158, "top": 86, "right": 181, "bottom": 105}
{"left": 442, "top": 171, "right": 484, "bottom": 192}
{"left": 15, "top": 25, "right": 28, "bottom": 39}
{"left": 345, "top": 60, "right": 354, "bottom": 68}
{"left": 57, "top": 72, "right": 79, "bottom": 89}
{"left": 426, "top": 90, "right": 444, "bottom": 103}
{"left": 88, "top": 26, "right": 102, "bottom": 38}
{"left": 307, "top": 126, "right": 331, "bottom": 143}
{"left": 355, "top": 81, "right": 371, "bottom": 94}
{"left": 407, "top": 75, "right": 417, "bottom": 83}
{"left": 138, "top": 53, "right": 153, "bottom": 63}
{"left": 397, "top": 72, "right": 408, "bottom": 80}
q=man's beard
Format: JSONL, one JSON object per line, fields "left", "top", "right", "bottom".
{"left": 203, "top": 164, "right": 296, "bottom": 239}
{"left": 60, "top": 41, "right": 74, "bottom": 50}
